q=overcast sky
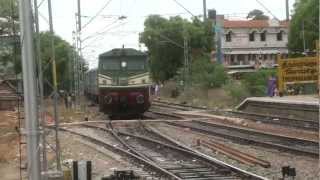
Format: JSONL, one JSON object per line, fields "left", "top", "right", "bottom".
{"left": 38, "top": 0, "right": 295, "bottom": 68}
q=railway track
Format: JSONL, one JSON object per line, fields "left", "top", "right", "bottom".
{"left": 82, "top": 123, "right": 267, "bottom": 180}
{"left": 152, "top": 100, "right": 208, "bottom": 111}
{"left": 166, "top": 121, "right": 319, "bottom": 157}
{"left": 226, "top": 110, "right": 318, "bottom": 131}
{"left": 152, "top": 100, "right": 318, "bottom": 131}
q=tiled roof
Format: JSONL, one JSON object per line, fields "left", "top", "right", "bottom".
{"left": 223, "top": 19, "right": 289, "bottom": 28}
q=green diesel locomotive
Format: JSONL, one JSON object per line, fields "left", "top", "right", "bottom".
{"left": 85, "top": 48, "right": 151, "bottom": 118}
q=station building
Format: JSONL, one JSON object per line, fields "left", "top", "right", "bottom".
{"left": 220, "top": 18, "right": 289, "bottom": 68}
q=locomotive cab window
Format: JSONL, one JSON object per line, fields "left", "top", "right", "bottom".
{"left": 102, "top": 60, "right": 120, "bottom": 70}
{"left": 127, "top": 59, "right": 145, "bottom": 70}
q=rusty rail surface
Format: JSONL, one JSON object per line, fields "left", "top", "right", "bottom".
{"left": 200, "top": 139, "right": 271, "bottom": 168}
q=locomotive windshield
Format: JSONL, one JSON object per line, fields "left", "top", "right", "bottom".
{"left": 101, "top": 60, "right": 120, "bottom": 70}
{"left": 127, "top": 59, "right": 145, "bottom": 70}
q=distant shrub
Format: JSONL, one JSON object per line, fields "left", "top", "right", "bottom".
{"left": 241, "top": 69, "right": 276, "bottom": 96}
{"left": 191, "top": 56, "right": 229, "bottom": 88}
{"left": 223, "top": 80, "right": 250, "bottom": 104}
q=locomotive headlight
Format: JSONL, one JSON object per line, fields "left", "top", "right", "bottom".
{"left": 104, "top": 95, "right": 112, "bottom": 104}
{"left": 136, "top": 94, "right": 144, "bottom": 104}
{"left": 121, "top": 61, "right": 127, "bottom": 68}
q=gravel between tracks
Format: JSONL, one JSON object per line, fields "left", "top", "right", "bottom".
{"left": 174, "top": 110, "right": 318, "bottom": 142}
{"left": 149, "top": 122, "right": 319, "bottom": 180}
{"left": 48, "top": 126, "right": 150, "bottom": 180}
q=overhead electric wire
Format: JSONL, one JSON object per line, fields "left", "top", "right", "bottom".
{"left": 82, "top": 20, "right": 129, "bottom": 49}
{"left": 82, "top": 18, "right": 119, "bottom": 42}
{"left": 81, "top": 0, "right": 113, "bottom": 30}
{"left": 171, "top": 0, "right": 195, "bottom": 17}
{"left": 255, "top": 0, "right": 280, "bottom": 21}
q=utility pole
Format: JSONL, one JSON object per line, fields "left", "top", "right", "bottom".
{"left": 72, "top": 30, "right": 79, "bottom": 109}
{"left": 203, "top": 0, "right": 207, "bottom": 21}
{"left": 285, "top": 0, "right": 289, "bottom": 21}
{"left": 76, "top": 0, "right": 83, "bottom": 110}
{"left": 47, "top": 0, "right": 62, "bottom": 171}
{"left": 183, "top": 37, "right": 189, "bottom": 90}
{"left": 33, "top": 0, "right": 48, "bottom": 175}
{"left": 302, "top": 21, "right": 306, "bottom": 54}
{"left": 18, "top": 0, "right": 41, "bottom": 179}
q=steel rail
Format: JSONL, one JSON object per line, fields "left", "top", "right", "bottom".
{"left": 153, "top": 100, "right": 318, "bottom": 131}
{"left": 59, "top": 127, "right": 183, "bottom": 180}
{"left": 228, "top": 110, "right": 318, "bottom": 131}
{"left": 166, "top": 121, "right": 319, "bottom": 157}
{"left": 145, "top": 125, "right": 269, "bottom": 180}
{"left": 84, "top": 124, "right": 267, "bottom": 180}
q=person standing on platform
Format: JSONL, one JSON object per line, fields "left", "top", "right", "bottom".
{"left": 267, "top": 76, "right": 277, "bottom": 97}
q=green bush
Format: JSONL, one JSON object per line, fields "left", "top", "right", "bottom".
{"left": 223, "top": 80, "right": 249, "bottom": 104}
{"left": 191, "top": 56, "right": 229, "bottom": 88}
{"left": 241, "top": 69, "right": 276, "bottom": 96}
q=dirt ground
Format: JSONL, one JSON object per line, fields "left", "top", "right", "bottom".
{"left": 0, "top": 110, "right": 21, "bottom": 180}
{"left": 159, "top": 81, "right": 235, "bottom": 109}
{"left": 0, "top": 98, "right": 109, "bottom": 180}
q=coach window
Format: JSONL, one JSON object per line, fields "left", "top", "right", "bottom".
{"left": 260, "top": 31, "right": 266, "bottom": 41}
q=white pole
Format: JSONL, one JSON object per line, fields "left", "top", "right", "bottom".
{"left": 18, "top": 0, "right": 41, "bottom": 179}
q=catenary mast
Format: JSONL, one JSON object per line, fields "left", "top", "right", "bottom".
{"left": 18, "top": 0, "right": 41, "bottom": 179}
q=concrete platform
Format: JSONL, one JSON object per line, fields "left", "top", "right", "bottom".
{"left": 237, "top": 95, "right": 319, "bottom": 121}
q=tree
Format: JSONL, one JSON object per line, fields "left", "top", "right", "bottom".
{"left": 39, "top": 32, "right": 78, "bottom": 93}
{"left": 0, "top": 0, "right": 20, "bottom": 75}
{"left": 247, "top": 9, "right": 269, "bottom": 20}
{"left": 140, "top": 15, "right": 214, "bottom": 83}
{"left": 191, "top": 55, "right": 228, "bottom": 88}
{"left": 241, "top": 69, "right": 276, "bottom": 96}
{"left": 288, "top": 0, "right": 319, "bottom": 54}
{"left": 0, "top": 0, "right": 19, "bottom": 35}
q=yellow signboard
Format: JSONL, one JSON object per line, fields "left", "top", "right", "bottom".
{"left": 277, "top": 56, "right": 319, "bottom": 92}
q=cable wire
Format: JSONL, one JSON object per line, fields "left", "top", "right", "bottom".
{"left": 81, "top": 0, "right": 113, "bottom": 30}
{"left": 255, "top": 0, "right": 280, "bottom": 21}
{"left": 171, "top": 0, "right": 195, "bottom": 17}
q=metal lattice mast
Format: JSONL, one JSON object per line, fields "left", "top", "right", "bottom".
{"left": 47, "top": 0, "right": 62, "bottom": 171}
{"left": 18, "top": 0, "right": 41, "bottom": 179}
{"left": 33, "top": 0, "right": 48, "bottom": 174}
{"left": 77, "top": 0, "right": 84, "bottom": 110}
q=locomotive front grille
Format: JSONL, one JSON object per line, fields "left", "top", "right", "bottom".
{"left": 119, "top": 77, "right": 128, "bottom": 86}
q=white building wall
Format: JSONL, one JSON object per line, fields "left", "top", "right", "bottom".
{"left": 222, "top": 26, "right": 289, "bottom": 67}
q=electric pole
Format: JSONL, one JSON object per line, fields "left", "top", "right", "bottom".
{"left": 285, "top": 0, "right": 289, "bottom": 21}
{"left": 203, "top": 0, "right": 207, "bottom": 21}
{"left": 33, "top": 0, "right": 48, "bottom": 175}
{"left": 302, "top": 20, "right": 306, "bottom": 53}
{"left": 18, "top": 0, "right": 41, "bottom": 179}
{"left": 47, "top": 0, "right": 62, "bottom": 171}
{"left": 183, "top": 36, "right": 189, "bottom": 90}
{"left": 76, "top": 0, "right": 83, "bottom": 110}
